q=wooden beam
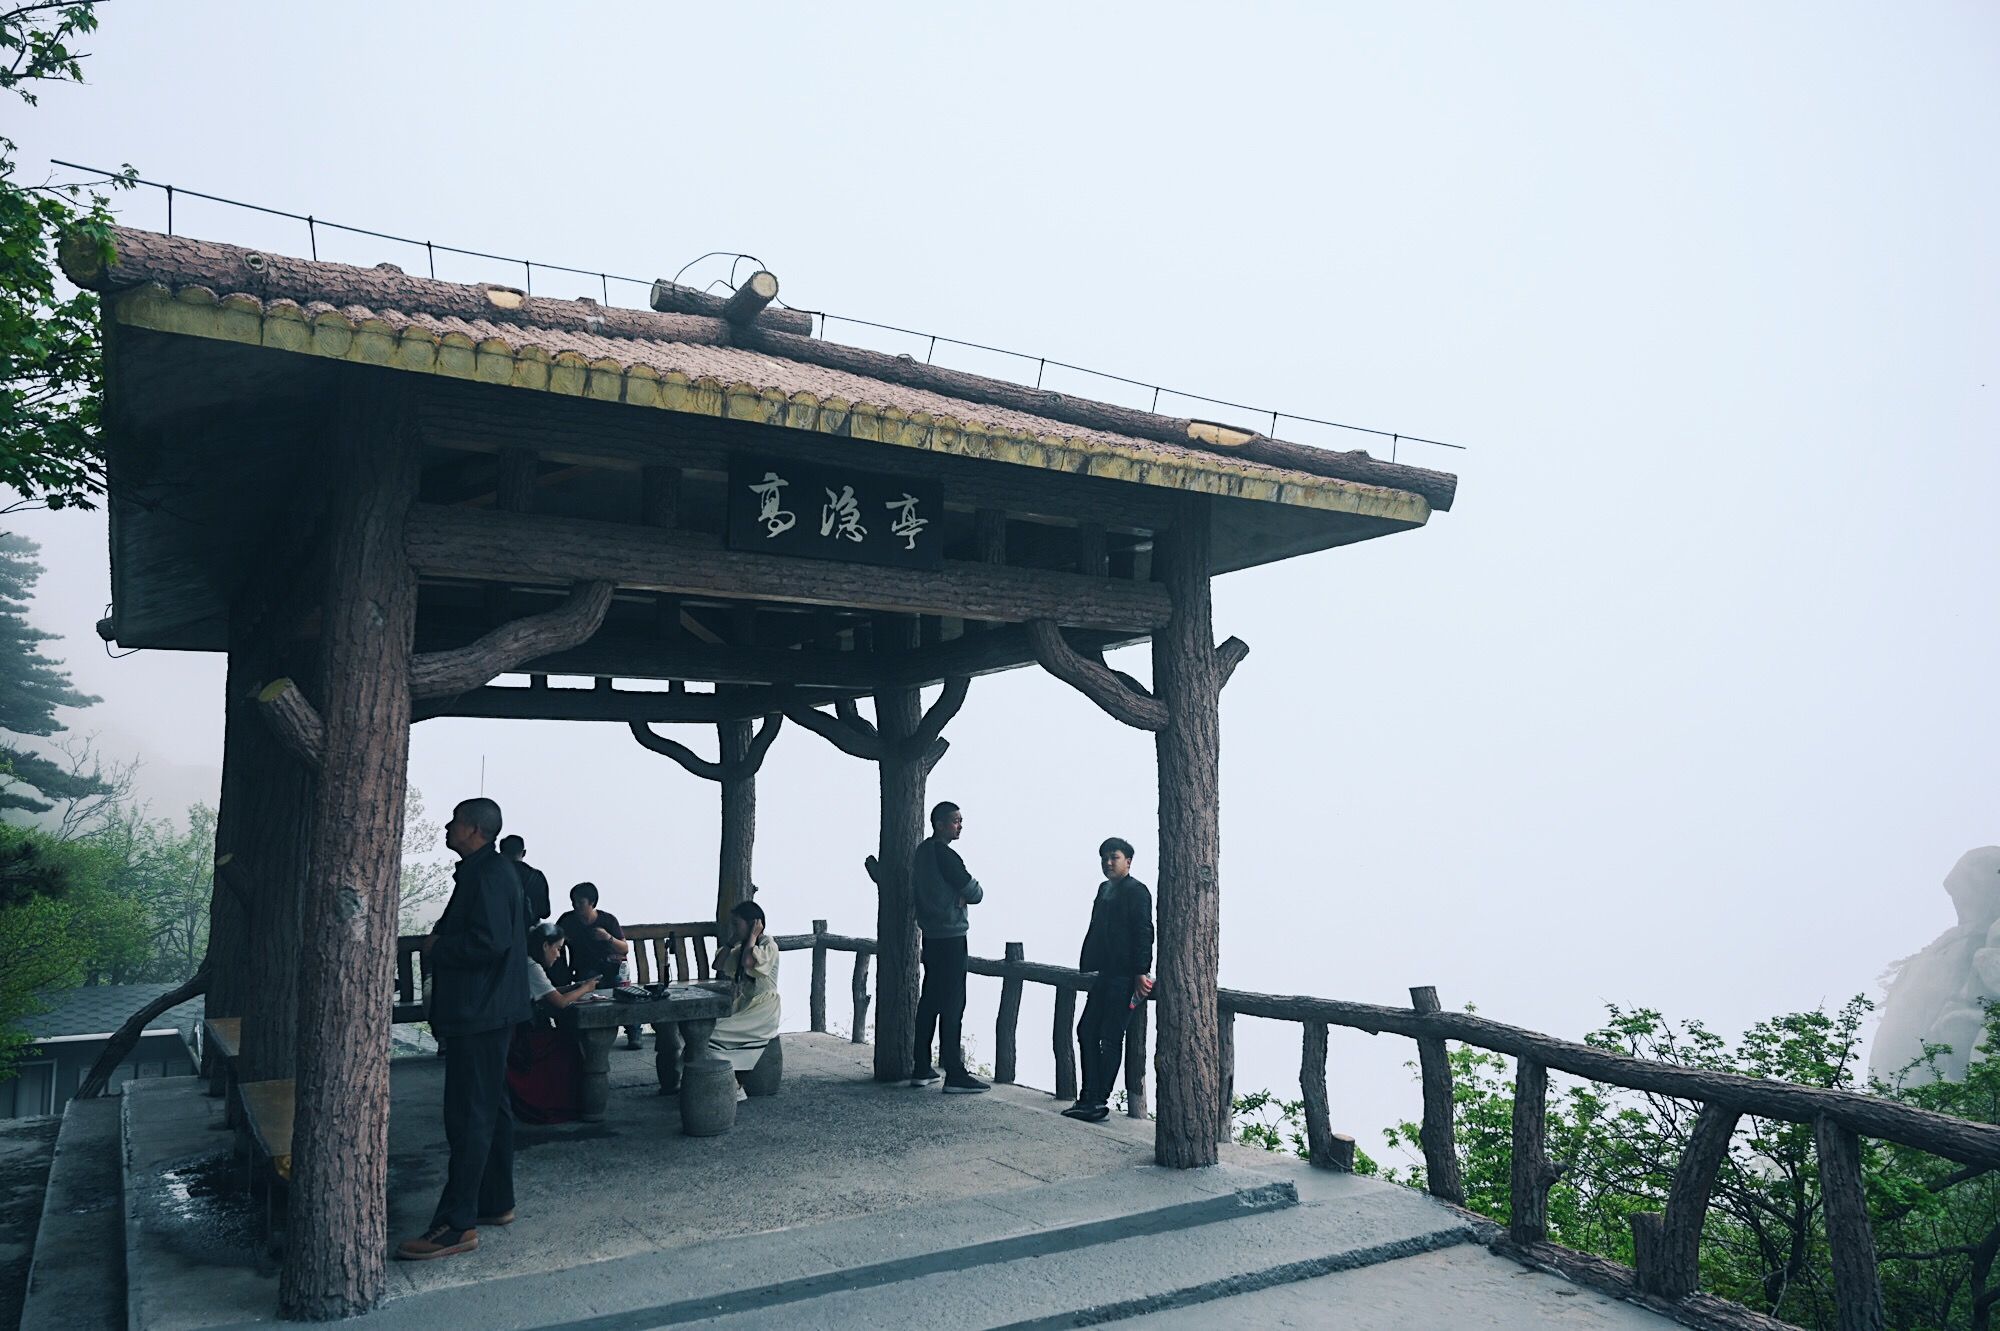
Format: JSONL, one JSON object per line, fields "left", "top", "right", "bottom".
{"left": 648, "top": 273, "right": 813, "bottom": 335}
{"left": 407, "top": 581, "right": 614, "bottom": 701}
{"left": 416, "top": 387, "right": 1178, "bottom": 529}
{"left": 405, "top": 505, "right": 1171, "bottom": 632}
{"left": 720, "top": 271, "right": 779, "bottom": 327}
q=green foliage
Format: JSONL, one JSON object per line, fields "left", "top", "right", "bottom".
{"left": 1, "top": 2, "right": 129, "bottom": 512}
{"left": 0, "top": 532, "right": 109, "bottom": 816}
{"left": 1365, "top": 996, "right": 1999, "bottom": 1331}
{"left": 399, "top": 787, "right": 452, "bottom": 933}
{"left": 0, "top": 887, "right": 82, "bottom": 1075}
{"left": 1229, "top": 1088, "right": 1380, "bottom": 1175}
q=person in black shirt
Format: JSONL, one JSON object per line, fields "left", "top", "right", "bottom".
{"left": 555, "top": 881, "right": 639, "bottom": 1048}
{"left": 499, "top": 835, "right": 552, "bottom": 923}
{"left": 398, "top": 797, "right": 529, "bottom": 1262}
{"left": 1063, "top": 837, "right": 1154, "bottom": 1124}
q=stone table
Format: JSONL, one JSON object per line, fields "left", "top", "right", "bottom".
{"left": 560, "top": 982, "right": 736, "bottom": 1133}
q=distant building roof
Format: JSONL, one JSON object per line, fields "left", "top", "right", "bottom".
{"left": 21, "top": 984, "right": 202, "bottom": 1044}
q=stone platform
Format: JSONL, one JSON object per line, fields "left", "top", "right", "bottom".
{"left": 89, "top": 1033, "right": 1677, "bottom": 1328}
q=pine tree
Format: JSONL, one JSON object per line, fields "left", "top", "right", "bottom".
{"left": 0, "top": 531, "right": 107, "bottom": 814}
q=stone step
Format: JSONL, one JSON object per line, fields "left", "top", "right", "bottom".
{"left": 689, "top": 1174, "right": 1480, "bottom": 1329}
{"left": 359, "top": 1164, "right": 1308, "bottom": 1330}
{"left": 20, "top": 1096, "right": 123, "bottom": 1331}
{"left": 120, "top": 1076, "right": 272, "bottom": 1331}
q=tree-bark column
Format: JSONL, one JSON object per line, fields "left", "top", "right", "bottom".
{"left": 872, "top": 651, "right": 925, "bottom": 1084}
{"left": 279, "top": 382, "right": 420, "bottom": 1321}
{"left": 1152, "top": 497, "right": 1224, "bottom": 1168}
{"left": 231, "top": 627, "right": 317, "bottom": 1085}
{"left": 716, "top": 714, "right": 755, "bottom": 923}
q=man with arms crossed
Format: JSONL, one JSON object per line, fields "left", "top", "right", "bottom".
{"left": 399, "top": 797, "right": 529, "bottom": 1260}
{"left": 911, "top": 801, "right": 989, "bottom": 1094}
{"left": 1063, "top": 837, "right": 1154, "bottom": 1123}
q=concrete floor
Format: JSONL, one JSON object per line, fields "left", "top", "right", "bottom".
{"left": 0, "top": 1115, "right": 61, "bottom": 1330}
{"left": 116, "top": 1033, "right": 1682, "bottom": 1329}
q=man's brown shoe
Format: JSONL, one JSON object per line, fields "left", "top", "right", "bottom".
{"left": 475, "top": 1210, "right": 515, "bottom": 1226}
{"left": 396, "top": 1225, "right": 478, "bottom": 1260}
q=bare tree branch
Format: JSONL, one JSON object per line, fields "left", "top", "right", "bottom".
{"left": 1027, "top": 620, "right": 1167, "bottom": 731}
{"left": 834, "top": 697, "right": 877, "bottom": 740}
{"left": 728, "top": 711, "right": 785, "bottom": 780}
{"left": 255, "top": 679, "right": 325, "bottom": 770}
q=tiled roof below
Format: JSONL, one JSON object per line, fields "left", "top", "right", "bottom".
{"left": 21, "top": 984, "right": 202, "bottom": 1042}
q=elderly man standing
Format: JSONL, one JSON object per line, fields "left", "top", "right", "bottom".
{"left": 398, "top": 797, "right": 528, "bottom": 1261}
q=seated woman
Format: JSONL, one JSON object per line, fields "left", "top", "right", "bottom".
{"left": 507, "top": 923, "right": 599, "bottom": 1125}
{"left": 710, "top": 902, "right": 781, "bottom": 1101}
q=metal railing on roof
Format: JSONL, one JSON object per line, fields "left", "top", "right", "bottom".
{"left": 49, "top": 159, "right": 1468, "bottom": 464}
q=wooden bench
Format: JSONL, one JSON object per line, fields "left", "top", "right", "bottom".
{"left": 204, "top": 1016, "right": 242, "bottom": 1104}
{"left": 625, "top": 921, "right": 721, "bottom": 986}
{"left": 236, "top": 1077, "right": 295, "bottom": 1243}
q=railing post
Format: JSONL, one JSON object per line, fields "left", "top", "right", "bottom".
{"left": 1655, "top": 1102, "right": 1739, "bottom": 1298}
{"left": 850, "top": 951, "right": 870, "bottom": 1043}
{"left": 1216, "top": 1003, "right": 1235, "bottom": 1145}
{"left": 1510, "top": 1057, "right": 1555, "bottom": 1243}
{"left": 1301, "top": 1019, "right": 1341, "bottom": 1169}
{"left": 1631, "top": 1212, "right": 1667, "bottom": 1293}
{"left": 995, "top": 942, "right": 1024, "bottom": 1084}
{"left": 1411, "top": 985, "right": 1465, "bottom": 1204}
{"left": 1053, "top": 985, "right": 1078, "bottom": 1103}
{"left": 1124, "top": 999, "right": 1148, "bottom": 1118}
{"left": 810, "top": 919, "right": 828, "bottom": 1034}
{"left": 1815, "top": 1114, "right": 1887, "bottom": 1331}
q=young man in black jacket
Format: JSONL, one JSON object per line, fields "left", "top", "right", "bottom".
{"left": 1063, "top": 837, "right": 1154, "bottom": 1124}
{"left": 398, "top": 797, "right": 530, "bottom": 1261}
{"left": 499, "top": 834, "right": 551, "bottom": 923}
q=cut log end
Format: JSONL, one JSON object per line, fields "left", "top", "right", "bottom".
{"left": 721, "top": 271, "right": 781, "bottom": 327}
{"left": 1187, "top": 419, "right": 1260, "bottom": 450}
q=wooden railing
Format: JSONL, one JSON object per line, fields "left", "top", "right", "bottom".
{"left": 393, "top": 921, "right": 723, "bottom": 1018}
{"left": 781, "top": 924, "right": 2000, "bottom": 1331}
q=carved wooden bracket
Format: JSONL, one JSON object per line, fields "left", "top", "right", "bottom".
{"left": 256, "top": 580, "right": 616, "bottom": 771}
{"left": 628, "top": 711, "right": 784, "bottom": 783}
{"left": 1029, "top": 621, "right": 1249, "bottom": 731}
{"left": 408, "top": 580, "right": 615, "bottom": 701}
{"left": 787, "top": 678, "right": 966, "bottom": 770}
{"left": 1027, "top": 620, "right": 1167, "bottom": 732}
{"left": 213, "top": 853, "right": 258, "bottom": 917}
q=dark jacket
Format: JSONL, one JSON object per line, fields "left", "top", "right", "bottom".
{"left": 1079, "top": 876, "right": 1154, "bottom": 983}
{"left": 513, "top": 858, "right": 552, "bottom": 922}
{"left": 429, "top": 844, "right": 530, "bottom": 1036}
{"left": 912, "top": 837, "right": 983, "bottom": 939}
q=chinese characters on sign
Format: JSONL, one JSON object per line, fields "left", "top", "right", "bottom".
{"left": 727, "top": 457, "right": 944, "bottom": 570}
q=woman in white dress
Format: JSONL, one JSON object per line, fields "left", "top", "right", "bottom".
{"left": 710, "top": 901, "right": 780, "bottom": 1098}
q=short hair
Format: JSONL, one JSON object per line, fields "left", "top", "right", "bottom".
{"left": 569, "top": 881, "right": 600, "bottom": 906}
{"left": 730, "top": 901, "right": 766, "bottom": 929}
{"left": 1099, "top": 837, "right": 1135, "bottom": 861}
{"left": 454, "top": 797, "right": 503, "bottom": 842}
{"left": 498, "top": 834, "right": 525, "bottom": 857}
{"left": 929, "top": 801, "right": 960, "bottom": 828}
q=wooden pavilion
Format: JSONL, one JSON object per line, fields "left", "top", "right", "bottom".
{"left": 63, "top": 225, "right": 1457, "bottom": 1319}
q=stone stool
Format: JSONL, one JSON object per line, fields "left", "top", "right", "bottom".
{"left": 741, "top": 1036, "right": 783, "bottom": 1098}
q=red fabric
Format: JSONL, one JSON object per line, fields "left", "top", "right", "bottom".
{"left": 507, "top": 1026, "right": 582, "bottom": 1125}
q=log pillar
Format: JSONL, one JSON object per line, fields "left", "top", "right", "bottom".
{"left": 716, "top": 712, "right": 756, "bottom": 922}
{"left": 279, "top": 383, "right": 420, "bottom": 1321}
{"left": 872, "top": 630, "right": 926, "bottom": 1083}
{"left": 1151, "top": 496, "right": 1225, "bottom": 1167}
{"left": 231, "top": 634, "right": 317, "bottom": 1086}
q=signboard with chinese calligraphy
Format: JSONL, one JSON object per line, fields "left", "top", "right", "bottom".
{"left": 726, "top": 457, "right": 946, "bottom": 571}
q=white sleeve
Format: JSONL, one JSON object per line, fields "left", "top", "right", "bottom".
{"left": 526, "top": 960, "right": 557, "bottom": 1004}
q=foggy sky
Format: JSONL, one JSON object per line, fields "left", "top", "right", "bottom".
{"left": 8, "top": 2, "right": 1996, "bottom": 1157}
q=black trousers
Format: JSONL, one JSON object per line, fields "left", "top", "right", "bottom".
{"left": 432, "top": 1024, "right": 514, "bottom": 1231}
{"left": 1078, "top": 978, "right": 1135, "bottom": 1106}
{"left": 914, "top": 935, "right": 969, "bottom": 1075}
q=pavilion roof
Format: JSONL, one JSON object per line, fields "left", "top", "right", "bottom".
{"left": 65, "top": 226, "right": 1455, "bottom": 524}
